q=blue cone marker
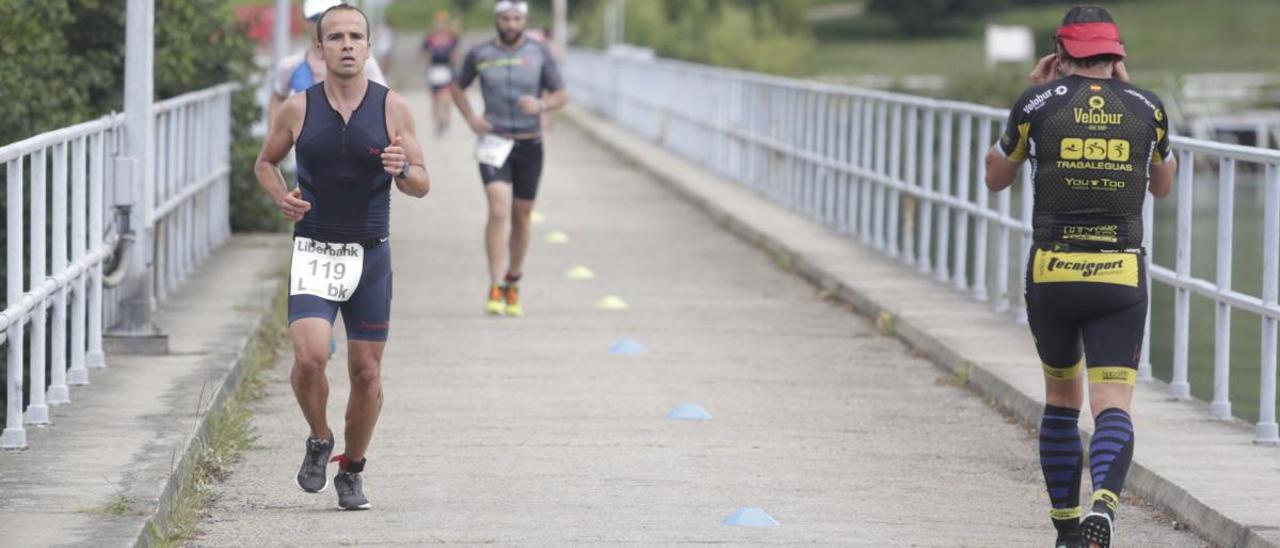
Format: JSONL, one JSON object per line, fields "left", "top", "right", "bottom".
{"left": 723, "top": 507, "right": 780, "bottom": 528}
{"left": 609, "top": 338, "right": 646, "bottom": 355}
{"left": 667, "top": 403, "right": 711, "bottom": 421}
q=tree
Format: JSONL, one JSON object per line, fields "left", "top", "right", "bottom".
{"left": 867, "top": 0, "right": 1010, "bottom": 35}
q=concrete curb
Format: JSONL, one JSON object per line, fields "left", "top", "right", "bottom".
{"left": 132, "top": 277, "right": 283, "bottom": 548}
{"left": 563, "top": 107, "right": 1273, "bottom": 548}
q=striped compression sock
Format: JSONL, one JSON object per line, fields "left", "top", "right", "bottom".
{"left": 1089, "top": 408, "right": 1135, "bottom": 516}
{"left": 1040, "top": 404, "right": 1084, "bottom": 538}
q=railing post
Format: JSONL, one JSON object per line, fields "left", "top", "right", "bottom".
{"left": 3, "top": 159, "right": 28, "bottom": 449}
{"left": 952, "top": 115, "right": 972, "bottom": 293}
{"left": 1139, "top": 192, "right": 1155, "bottom": 382}
{"left": 26, "top": 148, "right": 50, "bottom": 426}
{"left": 935, "top": 111, "right": 953, "bottom": 283}
{"left": 859, "top": 99, "right": 873, "bottom": 243}
{"left": 902, "top": 106, "right": 917, "bottom": 266}
{"left": 48, "top": 142, "right": 71, "bottom": 404}
{"left": 1256, "top": 163, "right": 1279, "bottom": 444}
{"left": 972, "top": 120, "right": 991, "bottom": 302}
{"left": 872, "top": 101, "right": 887, "bottom": 251}
{"left": 107, "top": 0, "right": 168, "bottom": 355}
{"left": 1015, "top": 166, "right": 1033, "bottom": 324}
{"left": 887, "top": 103, "right": 902, "bottom": 258}
{"left": 918, "top": 109, "right": 934, "bottom": 274}
{"left": 1170, "top": 149, "right": 1194, "bottom": 399}
{"left": 86, "top": 133, "right": 106, "bottom": 369}
{"left": 1211, "top": 158, "right": 1235, "bottom": 420}
{"left": 69, "top": 138, "right": 89, "bottom": 384}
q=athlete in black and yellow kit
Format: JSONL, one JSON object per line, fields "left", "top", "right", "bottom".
{"left": 985, "top": 6, "right": 1176, "bottom": 548}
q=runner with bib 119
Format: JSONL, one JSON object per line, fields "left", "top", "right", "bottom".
{"left": 254, "top": 3, "right": 430, "bottom": 512}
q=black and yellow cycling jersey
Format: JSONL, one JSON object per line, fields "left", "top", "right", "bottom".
{"left": 998, "top": 75, "right": 1172, "bottom": 251}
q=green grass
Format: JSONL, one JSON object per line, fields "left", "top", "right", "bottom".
{"left": 148, "top": 286, "right": 288, "bottom": 548}
{"left": 812, "top": 0, "right": 1280, "bottom": 79}
{"left": 79, "top": 494, "right": 142, "bottom": 517}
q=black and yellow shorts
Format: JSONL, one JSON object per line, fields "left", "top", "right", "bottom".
{"left": 1024, "top": 245, "right": 1147, "bottom": 385}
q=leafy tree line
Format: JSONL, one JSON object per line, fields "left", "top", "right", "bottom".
{"left": 571, "top": 0, "right": 817, "bottom": 76}
{"left": 1, "top": 0, "right": 270, "bottom": 423}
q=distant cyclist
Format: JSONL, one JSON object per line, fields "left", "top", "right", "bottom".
{"left": 450, "top": 0, "right": 568, "bottom": 317}
{"left": 422, "top": 10, "right": 460, "bottom": 135}
{"left": 985, "top": 6, "right": 1176, "bottom": 548}
{"left": 256, "top": 3, "right": 429, "bottom": 511}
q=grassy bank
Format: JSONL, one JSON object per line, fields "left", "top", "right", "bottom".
{"left": 147, "top": 285, "right": 288, "bottom": 547}
{"left": 812, "top": 0, "right": 1280, "bottom": 80}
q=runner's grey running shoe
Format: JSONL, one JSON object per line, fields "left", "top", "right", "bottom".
{"left": 334, "top": 470, "right": 371, "bottom": 510}
{"left": 295, "top": 435, "right": 334, "bottom": 493}
{"left": 1081, "top": 511, "right": 1113, "bottom": 548}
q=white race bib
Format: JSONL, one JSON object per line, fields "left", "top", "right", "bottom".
{"left": 475, "top": 134, "right": 515, "bottom": 168}
{"left": 428, "top": 66, "right": 452, "bottom": 86}
{"left": 290, "top": 237, "right": 364, "bottom": 302}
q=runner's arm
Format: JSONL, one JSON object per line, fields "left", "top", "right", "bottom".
{"left": 267, "top": 93, "right": 287, "bottom": 134}
{"left": 383, "top": 91, "right": 430, "bottom": 198}
{"left": 539, "top": 46, "right": 569, "bottom": 112}
{"left": 986, "top": 93, "right": 1033, "bottom": 192}
{"left": 986, "top": 146, "right": 1023, "bottom": 192}
{"left": 449, "top": 50, "right": 492, "bottom": 134}
{"left": 255, "top": 94, "right": 310, "bottom": 221}
{"left": 1149, "top": 157, "right": 1176, "bottom": 198}
{"left": 1148, "top": 101, "right": 1176, "bottom": 198}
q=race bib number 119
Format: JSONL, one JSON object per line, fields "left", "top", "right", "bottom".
{"left": 290, "top": 237, "right": 364, "bottom": 302}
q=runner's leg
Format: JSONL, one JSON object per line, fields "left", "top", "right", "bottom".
{"left": 509, "top": 198, "right": 534, "bottom": 276}
{"left": 342, "top": 339, "right": 386, "bottom": 462}
{"left": 507, "top": 139, "right": 544, "bottom": 277}
{"left": 290, "top": 317, "right": 335, "bottom": 440}
{"left": 485, "top": 183, "right": 513, "bottom": 284}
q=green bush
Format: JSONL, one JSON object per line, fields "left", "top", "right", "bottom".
{"left": 0, "top": 0, "right": 266, "bottom": 425}
{"left": 573, "top": 0, "right": 816, "bottom": 76}
{"left": 867, "top": 0, "right": 1010, "bottom": 35}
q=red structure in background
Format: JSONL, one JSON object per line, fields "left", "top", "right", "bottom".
{"left": 233, "top": 3, "right": 306, "bottom": 47}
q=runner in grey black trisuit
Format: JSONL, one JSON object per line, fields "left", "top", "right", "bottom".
{"left": 449, "top": 0, "right": 568, "bottom": 318}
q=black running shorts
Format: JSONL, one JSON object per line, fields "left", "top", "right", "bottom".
{"left": 288, "top": 241, "right": 393, "bottom": 342}
{"left": 480, "top": 137, "right": 544, "bottom": 201}
{"left": 1024, "top": 245, "right": 1147, "bottom": 385}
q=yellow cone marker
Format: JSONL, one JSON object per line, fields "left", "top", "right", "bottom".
{"left": 566, "top": 266, "right": 596, "bottom": 280}
{"left": 544, "top": 230, "right": 569, "bottom": 244}
{"left": 530, "top": 211, "right": 546, "bottom": 224}
{"left": 596, "top": 295, "right": 629, "bottom": 311}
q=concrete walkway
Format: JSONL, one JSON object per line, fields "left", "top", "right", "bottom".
{"left": 193, "top": 91, "right": 1203, "bottom": 547}
{"left": 0, "top": 234, "right": 288, "bottom": 547}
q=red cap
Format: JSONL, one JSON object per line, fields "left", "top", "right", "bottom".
{"left": 1056, "top": 22, "right": 1126, "bottom": 59}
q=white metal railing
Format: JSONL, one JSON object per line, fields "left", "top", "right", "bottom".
{"left": 1, "top": 83, "right": 235, "bottom": 449}
{"left": 566, "top": 50, "right": 1280, "bottom": 444}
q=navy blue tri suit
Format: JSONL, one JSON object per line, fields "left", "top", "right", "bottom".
{"left": 288, "top": 82, "right": 394, "bottom": 342}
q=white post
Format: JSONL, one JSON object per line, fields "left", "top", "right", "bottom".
{"left": 273, "top": 0, "right": 290, "bottom": 87}
{"left": 26, "top": 149, "right": 49, "bottom": 425}
{"left": 108, "top": 0, "right": 167, "bottom": 353}
{"left": 3, "top": 159, "right": 27, "bottom": 449}
{"left": 553, "top": 0, "right": 568, "bottom": 54}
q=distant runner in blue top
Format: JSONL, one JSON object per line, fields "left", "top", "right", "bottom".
{"left": 450, "top": 0, "right": 569, "bottom": 318}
